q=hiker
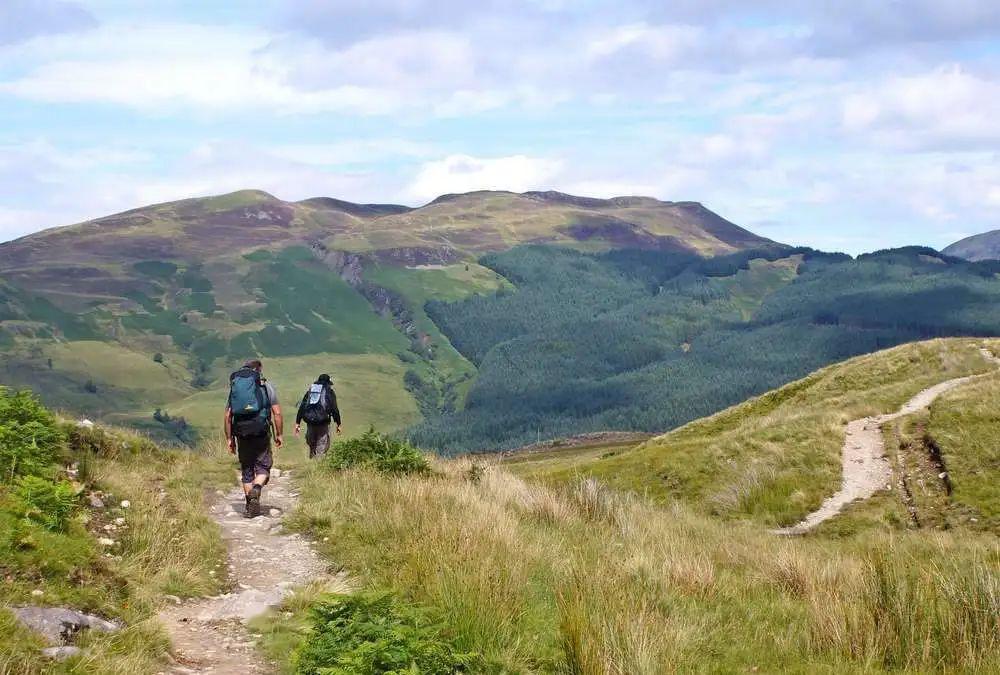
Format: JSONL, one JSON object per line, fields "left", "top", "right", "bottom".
{"left": 294, "top": 373, "right": 342, "bottom": 458}
{"left": 224, "top": 359, "right": 283, "bottom": 518}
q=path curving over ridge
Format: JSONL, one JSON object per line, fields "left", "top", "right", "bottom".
{"left": 773, "top": 348, "right": 1000, "bottom": 535}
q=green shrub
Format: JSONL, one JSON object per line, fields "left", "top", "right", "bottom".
{"left": 0, "top": 388, "right": 64, "bottom": 482}
{"left": 65, "top": 423, "right": 160, "bottom": 459}
{"left": 328, "top": 428, "right": 430, "bottom": 475}
{"left": 13, "top": 475, "right": 77, "bottom": 532}
{"left": 294, "top": 592, "right": 486, "bottom": 675}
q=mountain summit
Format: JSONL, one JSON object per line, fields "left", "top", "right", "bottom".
{"left": 0, "top": 189, "right": 771, "bottom": 307}
{"left": 943, "top": 229, "right": 1000, "bottom": 261}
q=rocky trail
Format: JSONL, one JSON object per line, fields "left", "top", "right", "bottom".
{"left": 158, "top": 469, "right": 345, "bottom": 674}
{"left": 774, "top": 348, "right": 1000, "bottom": 535}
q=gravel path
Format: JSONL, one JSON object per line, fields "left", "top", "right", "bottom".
{"left": 157, "top": 469, "right": 342, "bottom": 674}
{"left": 774, "top": 348, "right": 999, "bottom": 535}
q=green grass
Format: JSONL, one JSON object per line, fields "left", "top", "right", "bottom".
{"left": 922, "top": 372, "right": 1000, "bottom": 531}
{"left": 157, "top": 352, "right": 420, "bottom": 443}
{"left": 279, "top": 456, "right": 1000, "bottom": 673}
{"left": 510, "top": 338, "right": 1000, "bottom": 527}
{"left": 0, "top": 419, "right": 229, "bottom": 674}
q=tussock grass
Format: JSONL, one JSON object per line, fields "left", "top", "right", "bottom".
{"left": 284, "top": 457, "right": 1000, "bottom": 672}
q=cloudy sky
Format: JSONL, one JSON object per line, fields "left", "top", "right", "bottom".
{"left": 1, "top": 0, "right": 998, "bottom": 252}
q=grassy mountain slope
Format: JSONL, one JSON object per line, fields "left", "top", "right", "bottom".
{"left": 0, "top": 190, "right": 769, "bottom": 443}
{"left": 943, "top": 228, "right": 1000, "bottom": 261}
{"left": 509, "top": 338, "right": 1000, "bottom": 531}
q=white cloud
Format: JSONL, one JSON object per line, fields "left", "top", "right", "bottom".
{"left": 406, "top": 154, "right": 563, "bottom": 201}
{"left": 840, "top": 66, "right": 1000, "bottom": 148}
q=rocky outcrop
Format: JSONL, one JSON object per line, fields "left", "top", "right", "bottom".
{"left": 11, "top": 606, "right": 120, "bottom": 646}
{"left": 309, "top": 241, "right": 365, "bottom": 286}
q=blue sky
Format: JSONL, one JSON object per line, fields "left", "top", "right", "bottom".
{"left": 1, "top": 1, "right": 998, "bottom": 253}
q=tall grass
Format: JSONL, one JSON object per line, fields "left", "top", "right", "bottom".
{"left": 284, "top": 457, "right": 999, "bottom": 673}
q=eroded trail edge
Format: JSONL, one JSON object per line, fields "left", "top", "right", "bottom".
{"left": 774, "top": 348, "right": 1000, "bottom": 535}
{"left": 157, "top": 470, "right": 335, "bottom": 674}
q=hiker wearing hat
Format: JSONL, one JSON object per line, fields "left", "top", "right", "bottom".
{"left": 224, "top": 359, "right": 283, "bottom": 517}
{"left": 294, "top": 373, "right": 342, "bottom": 458}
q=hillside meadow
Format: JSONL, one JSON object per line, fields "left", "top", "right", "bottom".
{"left": 510, "top": 338, "right": 1000, "bottom": 528}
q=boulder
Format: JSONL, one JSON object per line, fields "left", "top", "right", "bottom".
{"left": 11, "top": 606, "right": 120, "bottom": 645}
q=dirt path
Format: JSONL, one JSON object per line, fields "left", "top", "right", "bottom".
{"left": 157, "top": 469, "right": 342, "bottom": 674}
{"left": 774, "top": 348, "right": 999, "bottom": 535}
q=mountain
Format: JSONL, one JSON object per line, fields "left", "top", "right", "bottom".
{"left": 942, "top": 229, "right": 1000, "bottom": 261}
{"left": 0, "top": 189, "right": 773, "bottom": 444}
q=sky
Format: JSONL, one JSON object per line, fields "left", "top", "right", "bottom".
{"left": 0, "top": 1, "right": 998, "bottom": 253}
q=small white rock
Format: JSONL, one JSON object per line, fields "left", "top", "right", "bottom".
{"left": 31, "top": 589, "right": 44, "bottom": 597}
{"left": 98, "top": 538, "right": 115, "bottom": 547}
{"left": 120, "top": 500, "right": 131, "bottom": 509}
{"left": 114, "top": 517, "right": 126, "bottom": 526}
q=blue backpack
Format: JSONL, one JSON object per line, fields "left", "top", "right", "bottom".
{"left": 228, "top": 367, "right": 271, "bottom": 438}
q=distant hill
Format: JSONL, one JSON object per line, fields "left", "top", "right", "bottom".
{"left": 0, "top": 189, "right": 773, "bottom": 444}
{"left": 0, "top": 188, "right": 769, "bottom": 309}
{"left": 943, "top": 229, "right": 1000, "bottom": 261}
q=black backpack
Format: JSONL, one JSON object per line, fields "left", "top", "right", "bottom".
{"left": 301, "top": 383, "right": 331, "bottom": 425}
{"left": 228, "top": 367, "right": 271, "bottom": 438}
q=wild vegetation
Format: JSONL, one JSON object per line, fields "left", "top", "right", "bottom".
{"left": 0, "top": 388, "right": 229, "bottom": 674}
{"left": 271, "top": 452, "right": 998, "bottom": 673}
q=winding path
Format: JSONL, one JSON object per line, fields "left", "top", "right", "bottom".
{"left": 774, "top": 348, "right": 999, "bottom": 535}
{"left": 157, "top": 470, "right": 346, "bottom": 674}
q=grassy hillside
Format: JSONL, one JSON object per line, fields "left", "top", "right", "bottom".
{"left": 414, "top": 246, "right": 1000, "bottom": 452}
{"left": 0, "top": 388, "right": 230, "bottom": 674}
{"left": 266, "top": 440, "right": 999, "bottom": 673}
{"left": 509, "top": 338, "right": 1000, "bottom": 529}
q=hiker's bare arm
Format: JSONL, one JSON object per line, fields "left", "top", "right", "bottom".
{"left": 224, "top": 407, "right": 235, "bottom": 453}
{"left": 272, "top": 404, "right": 284, "bottom": 447}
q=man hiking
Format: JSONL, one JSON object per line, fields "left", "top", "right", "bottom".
{"left": 294, "top": 373, "right": 342, "bottom": 458}
{"left": 224, "top": 359, "right": 283, "bottom": 518}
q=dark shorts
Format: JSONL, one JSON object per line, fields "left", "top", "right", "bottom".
{"left": 236, "top": 434, "right": 272, "bottom": 484}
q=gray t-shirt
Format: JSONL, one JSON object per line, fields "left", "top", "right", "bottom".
{"left": 263, "top": 381, "right": 279, "bottom": 406}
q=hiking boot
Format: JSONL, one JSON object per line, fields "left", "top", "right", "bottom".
{"left": 244, "top": 494, "right": 253, "bottom": 518}
{"left": 246, "top": 485, "right": 262, "bottom": 518}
